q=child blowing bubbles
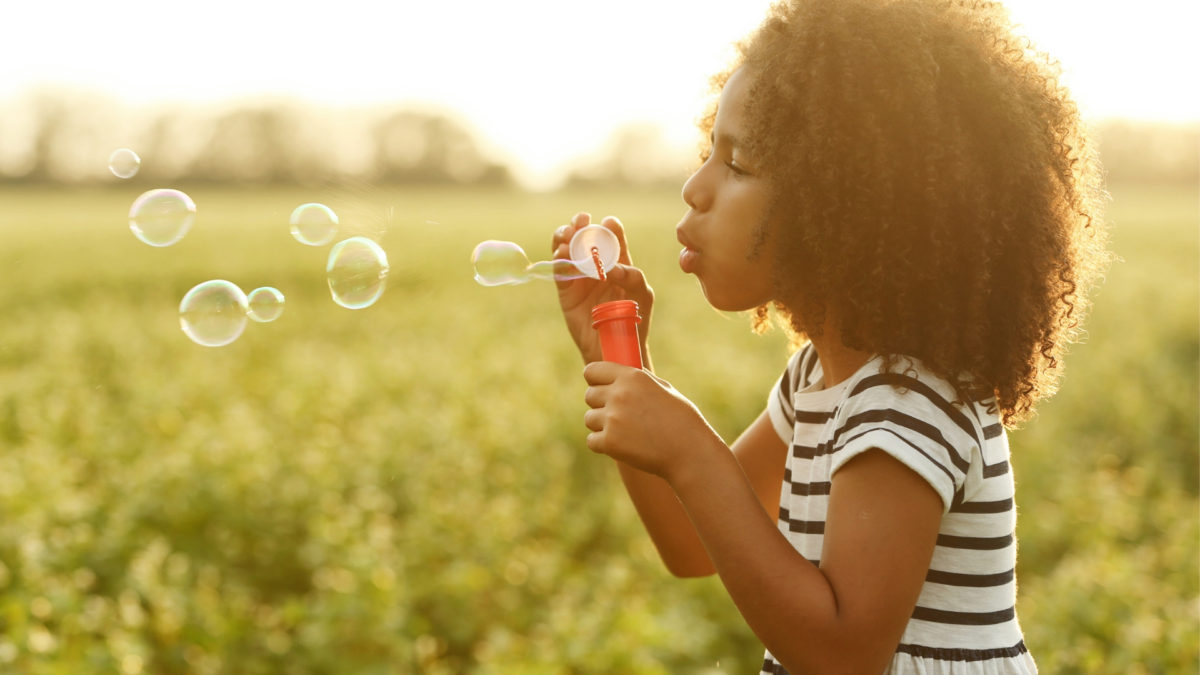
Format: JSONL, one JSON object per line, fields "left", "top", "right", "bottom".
{"left": 551, "top": 0, "right": 1109, "bottom": 672}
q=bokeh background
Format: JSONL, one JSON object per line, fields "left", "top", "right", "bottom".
{"left": 0, "top": 1, "right": 1196, "bottom": 673}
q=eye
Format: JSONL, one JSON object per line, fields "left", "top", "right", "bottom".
{"left": 726, "top": 159, "right": 750, "bottom": 176}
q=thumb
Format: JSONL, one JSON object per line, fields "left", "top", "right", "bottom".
{"left": 605, "top": 264, "right": 651, "bottom": 297}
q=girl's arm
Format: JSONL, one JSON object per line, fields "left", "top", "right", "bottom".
{"left": 615, "top": 408, "right": 787, "bottom": 578}
{"left": 584, "top": 363, "right": 943, "bottom": 673}
{"left": 553, "top": 213, "right": 789, "bottom": 577}
{"left": 674, "top": 439, "right": 942, "bottom": 673}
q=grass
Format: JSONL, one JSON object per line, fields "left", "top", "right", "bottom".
{"left": 0, "top": 180, "right": 1194, "bottom": 673}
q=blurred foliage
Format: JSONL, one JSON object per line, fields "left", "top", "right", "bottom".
{"left": 4, "top": 89, "right": 1195, "bottom": 192}
{"left": 0, "top": 91, "right": 512, "bottom": 188}
{"left": 0, "top": 180, "right": 1194, "bottom": 674}
{"left": 564, "top": 123, "right": 693, "bottom": 190}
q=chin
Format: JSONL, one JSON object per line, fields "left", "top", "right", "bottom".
{"left": 699, "top": 283, "right": 761, "bottom": 313}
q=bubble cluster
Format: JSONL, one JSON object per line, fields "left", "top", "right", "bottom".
{"left": 129, "top": 189, "right": 196, "bottom": 247}
{"left": 179, "top": 280, "right": 250, "bottom": 347}
{"left": 133, "top": 191, "right": 396, "bottom": 346}
{"left": 290, "top": 203, "right": 339, "bottom": 246}
{"left": 108, "top": 148, "right": 141, "bottom": 179}
{"left": 247, "top": 287, "right": 286, "bottom": 323}
{"left": 327, "top": 237, "right": 389, "bottom": 309}
{"left": 471, "top": 225, "right": 619, "bottom": 287}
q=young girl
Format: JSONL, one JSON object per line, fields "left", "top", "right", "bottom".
{"left": 550, "top": 0, "right": 1109, "bottom": 672}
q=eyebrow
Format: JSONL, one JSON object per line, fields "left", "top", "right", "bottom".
{"left": 710, "top": 131, "right": 742, "bottom": 149}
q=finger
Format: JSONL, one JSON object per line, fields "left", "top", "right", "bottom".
{"left": 552, "top": 241, "right": 570, "bottom": 261}
{"left": 586, "top": 430, "right": 608, "bottom": 455}
{"left": 553, "top": 213, "right": 591, "bottom": 253}
{"left": 583, "top": 361, "right": 622, "bottom": 385}
{"left": 551, "top": 224, "right": 571, "bottom": 252}
{"left": 583, "top": 385, "right": 606, "bottom": 408}
{"left": 583, "top": 408, "right": 605, "bottom": 432}
{"left": 606, "top": 264, "right": 651, "bottom": 297}
{"left": 599, "top": 216, "right": 632, "bottom": 265}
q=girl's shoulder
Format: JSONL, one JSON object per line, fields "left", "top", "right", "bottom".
{"left": 827, "top": 354, "right": 1004, "bottom": 512}
{"left": 838, "top": 354, "right": 996, "bottom": 432}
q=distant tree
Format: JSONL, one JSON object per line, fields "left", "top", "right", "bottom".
{"left": 0, "top": 91, "right": 514, "bottom": 187}
{"left": 2, "top": 91, "right": 111, "bottom": 184}
{"left": 372, "top": 109, "right": 511, "bottom": 186}
{"left": 186, "top": 104, "right": 313, "bottom": 184}
{"left": 565, "top": 122, "right": 692, "bottom": 188}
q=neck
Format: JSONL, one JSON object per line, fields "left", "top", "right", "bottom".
{"left": 808, "top": 331, "right": 872, "bottom": 389}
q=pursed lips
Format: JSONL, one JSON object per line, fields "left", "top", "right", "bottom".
{"left": 676, "top": 224, "right": 700, "bottom": 274}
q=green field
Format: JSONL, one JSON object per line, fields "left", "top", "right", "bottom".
{"left": 0, "top": 181, "right": 1195, "bottom": 673}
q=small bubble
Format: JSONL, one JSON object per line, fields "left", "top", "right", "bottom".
{"left": 129, "top": 189, "right": 196, "bottom": 247}
{"left": 290, "top": 203, "right": 339, "bottom": 246}
{"left": 108, "top": 148, "right": 141, "bottom": 179}
{"left": 179, "top": 280, "right": 249, "bottom": 347}
{"left": 247, "top": 287, "right": 285, "bottom": 323}
{"left": 327, "top": 237, "right": 389, "bottom": 309}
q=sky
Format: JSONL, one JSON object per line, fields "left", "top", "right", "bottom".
{"left": 4, "top": 0, "right": 1197, "bottom": 188}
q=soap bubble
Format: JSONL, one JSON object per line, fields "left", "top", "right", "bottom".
{"left": 327, "top": 237, "right": 389, "bottom": 309}
{"left": 108, "top": 148, "right": 141, "bottom": 179}
{"left": 472, "top": 226, "right": 617, "bottom": 287}
{"left": 471, "top": 240, "right": 532, "bottom": 286}
{"left": 290, "top": 203, "right": 339, "bottom": 246}
{"left": 247, "top": 287, "right": 285, "bottom": 323}
{"left": 179, "top": 280, "right": 249, "bottom": 347}
{"left": 470, "top": 240, "right": 590, "bottom": 287}
{"left": 129, "top": 189, "right": 196, "bottom": 247}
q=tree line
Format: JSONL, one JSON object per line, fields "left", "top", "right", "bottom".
{"left": 0, "top": 90, "right": 1194, "bottom": 188}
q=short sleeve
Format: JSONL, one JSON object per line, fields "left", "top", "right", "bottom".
{"left": 828, "top": 372, "right": 978, "bottom": 513}
{"left": 766, "top": 344, "right": 817, "bottom": 444}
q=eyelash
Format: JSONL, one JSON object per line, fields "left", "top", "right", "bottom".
{"left": 701, "top": 142, "right": 750, "bottom": 177}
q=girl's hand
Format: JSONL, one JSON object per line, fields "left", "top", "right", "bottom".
{"left": 582, "top": 361, "right": 723, "bottom": 482}
{"left": 552, "top": 213, "right": 654, "bottom": 364}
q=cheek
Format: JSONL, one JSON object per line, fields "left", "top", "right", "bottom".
{"left": 700, "top": 255, "right": 775, "bottom": 312}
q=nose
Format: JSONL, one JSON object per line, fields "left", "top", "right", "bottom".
{"left": 681, "top": 161, "right": 711, "bottom": 212}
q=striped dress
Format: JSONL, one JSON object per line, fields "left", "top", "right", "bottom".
{"left": 762, "top": 344, "right": 1037, "bottom": 674}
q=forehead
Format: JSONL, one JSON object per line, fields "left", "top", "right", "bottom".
{"left": 714, "top": 68, "right": 753, "bottom": 132}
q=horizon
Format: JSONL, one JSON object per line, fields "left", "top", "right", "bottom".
{"left": 4, "top": 0, "right": 1198, "bottom": 189}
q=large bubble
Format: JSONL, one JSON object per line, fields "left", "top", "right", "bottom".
{"left": 130, "top": 189, "right": 196, "bottom": 247}
{"left": 179, "top": 280, "right": 249, "bottom": 347}
{"left": 327, "top": 237, "right": 389, "bottom": 309}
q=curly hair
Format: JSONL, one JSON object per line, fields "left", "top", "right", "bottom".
{"left": 699, "top": 0, "right": 1111, "bottom": 426}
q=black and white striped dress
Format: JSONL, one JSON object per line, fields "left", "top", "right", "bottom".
{"left": 762, "top": 344, "right": 1037, "bottom": 674}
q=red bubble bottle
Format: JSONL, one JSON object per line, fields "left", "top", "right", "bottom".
{"left": 591, "top": 300, "right": 643, "bottom": 368}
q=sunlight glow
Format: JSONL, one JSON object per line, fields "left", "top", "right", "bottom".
{"left": 2, "top": 0, "right": 1195, "bottom": 187}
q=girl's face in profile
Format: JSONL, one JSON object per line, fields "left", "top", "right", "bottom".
{"left": 676, "top": 68, "right": 775, "bottom": 313}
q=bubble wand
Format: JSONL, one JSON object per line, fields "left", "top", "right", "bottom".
{"left": 472, "top": 224, "right": 620, "bottom": 286}
{"left": 472, "top": 225, "right": 642, "bottom": 368}
{"left": 570, "top": 228, "right": 644, "bottom": 369}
